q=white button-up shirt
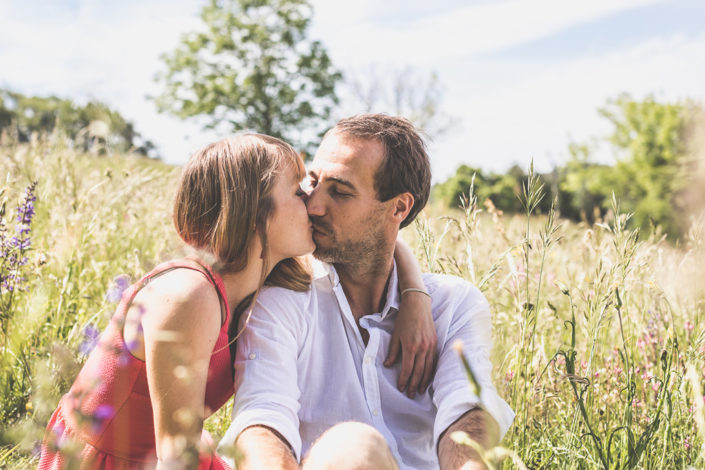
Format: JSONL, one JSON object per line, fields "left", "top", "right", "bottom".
{"left": 220, "top": 261, "right": 514, "bottom": 469}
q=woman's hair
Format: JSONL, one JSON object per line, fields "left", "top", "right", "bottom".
{"left": 173, "top": 134, "right": 311, "bottom": 361}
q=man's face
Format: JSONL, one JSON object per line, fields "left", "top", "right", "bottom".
{"left": 305, "top": 131, "right": 393, "bottom": 265}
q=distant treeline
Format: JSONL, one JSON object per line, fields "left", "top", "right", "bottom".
{"left": 433, "top": 95, "right": 705, "bottom": 240}
{"left": 0, "top": 89, "right": 157, "bottom": 157}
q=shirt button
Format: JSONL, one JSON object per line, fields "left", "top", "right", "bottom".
{"left": 248, "top": 353, "right": 256, "bottom": 360}
{"left": 364, "top": 356, "right": 372, "bottom": 364}
{"left": 372, "top": 409, "right": 378, "bottom": 416}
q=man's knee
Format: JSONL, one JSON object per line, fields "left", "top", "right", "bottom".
{"left": 302, "top": 422, "right": 399, "bottom": 470}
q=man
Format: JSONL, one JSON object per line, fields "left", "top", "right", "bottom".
{"left": 219, "top": 114, "right": 514, "bottom": 469}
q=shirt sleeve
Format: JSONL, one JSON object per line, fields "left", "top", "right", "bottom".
{"left": 217, "top": 287, "right": 308, "bottom": 463}
{"left": 430, "top": 281, "right": 515, "bottom": 450}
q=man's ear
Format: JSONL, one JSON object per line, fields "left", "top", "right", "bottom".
{"left": 391, "top": 192, "right": 414, "bottom": 224}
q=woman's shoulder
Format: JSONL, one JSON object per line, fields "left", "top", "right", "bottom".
{"left": 134, "top": 266, "right": 222, "bottom": 325}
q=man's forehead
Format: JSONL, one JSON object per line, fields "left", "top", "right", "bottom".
{"left": 310, "top": 133, "right": 383, "bottom": 183}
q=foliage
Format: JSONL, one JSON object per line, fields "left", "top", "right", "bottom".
{"left": 435, "top": 95, "right": 701, "bottom": 240}
{"left": 412, "top": 179, "right": 705, "bottom": 468}
{"left": 0, "top": 89, "right": 156, "bottom": 157}
{"left": 596, "top": 94, "right": 691, "bottom": 237}
{"left": 0, "top": 134, "right": 181, "bottom": 455}
{"left": 433, "top": 164, "right": 524, "bottom": 213}
{"left": 153, "top": 0, "right": 341, "bottom": 154}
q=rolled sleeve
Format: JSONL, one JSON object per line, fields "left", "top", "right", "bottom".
{"left": 218, "top": 288, "right": 308, "bottom": 462}
{"left": 431, "top": 284, "right": 515, "bottom": 450}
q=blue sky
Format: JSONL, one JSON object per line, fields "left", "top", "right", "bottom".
{"left": 1, "top": 0, "right": 703, "bottom": 181}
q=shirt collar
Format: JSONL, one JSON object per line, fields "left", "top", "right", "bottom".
{"left": 313, "top": 259, "right": 400, "bottom": 320}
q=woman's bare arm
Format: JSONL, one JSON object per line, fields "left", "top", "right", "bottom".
{"left": 388, "top": 238, "right": 438, "bottom": 398}
{"left": 136, "top": 270, "right": 223, "bottom": 469}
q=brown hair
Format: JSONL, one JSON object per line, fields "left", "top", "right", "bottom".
{"left": 173, "top": 134, "right": 311, "bottom": 359}
{"left": 331, "top": 114, "right": 431, "bottom": 228}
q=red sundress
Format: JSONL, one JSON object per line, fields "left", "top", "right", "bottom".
{"left": 38, "top": 259, "right": 235, "bottom": 469}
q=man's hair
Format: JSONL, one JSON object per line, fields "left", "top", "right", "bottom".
{"left": 331, "top": 114, "right": 431, "bottom": 228}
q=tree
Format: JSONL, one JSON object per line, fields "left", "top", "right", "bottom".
{"left": 344, "top": 64, "right": 458, "bottom": 140}
{"left": 598, "top": 94, "right": 691, "bottom": 237}
{"left": 432, "top": 164, "right": 524, "bottom": 213}
{"left": 0, "top": 89, "right": 155, "bottom": 157}
{"left": 154, "top": 0, "right": 341, "bottom": 153}
{"left": 558, "top": 142, "right": 611, "bottom": 223}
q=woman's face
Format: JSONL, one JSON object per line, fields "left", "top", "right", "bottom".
{"left": 265, "top": 160, "right": 315, "bottom": 264}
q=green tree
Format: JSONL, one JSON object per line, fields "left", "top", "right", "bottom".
{"left": 432, "top": 164, "right": 524, "bottom": 213}
{"left": 0, "top": 89, "right": 155, "bottom": 156}
{"left": 599, "top": 94, "right": 691, "bottom": 237}
{"left": 432, "top": 165, "right": 487, "bottom": 208}
{"left": 558, "top": 142, "right": 611, "bottom": 223}
{"left": 154, "top": 0, "right": 341, "bottom": 153}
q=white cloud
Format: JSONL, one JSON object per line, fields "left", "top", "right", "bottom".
{"left": 310, "top": 0, "right": 666, "bottom": 66}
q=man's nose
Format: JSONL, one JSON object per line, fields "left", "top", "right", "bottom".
{"left": 306, "top": 186, "right": 325, "bottom": 216}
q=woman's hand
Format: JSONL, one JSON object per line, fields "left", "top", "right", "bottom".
{"left": 388, "top": 239, "right": 438, "bottom": 398}
{"left": 385, "top": 290, "right": 437, "bottom": 398}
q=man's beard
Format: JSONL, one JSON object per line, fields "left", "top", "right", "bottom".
{"left": 310, "top": 215, "right": 387, "bottom": 270}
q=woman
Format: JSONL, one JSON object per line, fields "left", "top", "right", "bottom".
{"left": 38, "top": 134, "right": 435, "bottom": 469}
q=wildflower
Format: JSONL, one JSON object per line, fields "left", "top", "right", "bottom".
{"left": 79, "top": 324, "right": 101, "bottom": 356}
{"left": 685, "top": 320, "right": 694, "bottom": 333}
{"left": 505, "top": 370, "right": 515, "bottom": 382}
{"left": 91, "top": 404, "right": 115, "bottom": 432}
{"left": 94, "top": 404, "right": 114, "bottom": 421}
{"left": 106, "top": 274, "right": 131, "bottom": 303}
{"left": 0, "top": 181, "right": 38, "bottom": 309}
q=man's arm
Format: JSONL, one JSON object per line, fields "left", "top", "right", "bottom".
{"left": 236, "top": 425, "right": 299, "bottom": 470}
{"left": 438, "top": 408, "right": 500, "bottom": 470}
{"left": 429, "top": 279, "right": 514, "bottom": 470}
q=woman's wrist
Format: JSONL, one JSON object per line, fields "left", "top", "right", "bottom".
{"left": 400, "top": 287, "right": 431, "bottom": 299}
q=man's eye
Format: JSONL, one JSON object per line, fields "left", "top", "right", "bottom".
{"left": 331, "top": 188, "right": 351, "bottom": 198}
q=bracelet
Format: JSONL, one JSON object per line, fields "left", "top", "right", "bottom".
{"left": 400, "top": 287, "right": 431, "bottom": 299}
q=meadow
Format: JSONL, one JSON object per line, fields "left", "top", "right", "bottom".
{"left": 0, "top": 136, "right": 703, "bottom": 469}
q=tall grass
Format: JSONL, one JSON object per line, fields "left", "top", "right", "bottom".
{"left": 412, "top": 166, "right": 704, "bottom": 468}
{"left": 0, "top": 136, "right": 703, "bottom": 468}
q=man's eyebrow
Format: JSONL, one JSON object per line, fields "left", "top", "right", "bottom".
{"left": 308, "top": 171, "right": 357, "bottom": 191}
{"left": 328, "top": 176, "right": 356, "bottom": 191}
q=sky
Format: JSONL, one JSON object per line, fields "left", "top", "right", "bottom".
{"left": 1, "top": 0, "right": 704, "bottom": 182}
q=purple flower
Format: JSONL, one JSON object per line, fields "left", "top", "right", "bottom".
{"left": 94, "top": 404, "right": 114, "bottom": 421}
{"left": 105, "top": 274, "right": 131, "bottom": 303}
{"left": 91, "top": 404, "right": 115, "bottom": 432}
{"left": 79, "top": 324, "right": 101, "bottom": 356}
{"left": 0, "top": 181, "right": 37, "bottom": 296}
